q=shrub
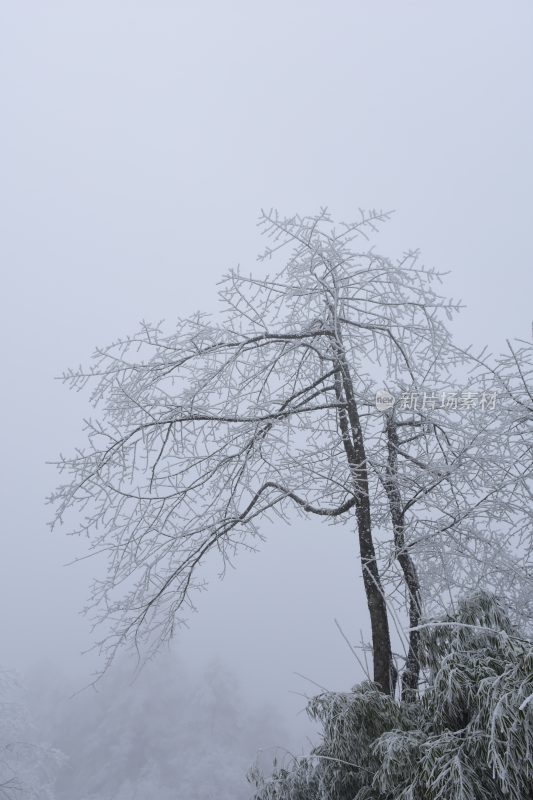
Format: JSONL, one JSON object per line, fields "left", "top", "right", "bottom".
{"left": 249, "top": 592, "right": 533, "bottom": 800}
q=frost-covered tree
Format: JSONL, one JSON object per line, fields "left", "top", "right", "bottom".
{"left": 414, "top": 335, "right": 533, "bottom": 631}
{"left": 50, "top": 209, "right": 532, "bottom": 697}
{"left": 0, "top": 669, "right": 62, "bottom": 800}
{"left": 381, "top": 333, "right": 533, "bottom": 655}
{"left": 250, "top": 592, "right": 533, "bottom": 800}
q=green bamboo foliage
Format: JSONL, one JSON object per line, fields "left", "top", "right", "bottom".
{"left": 249, "top": 593, "right": 533, "bottom": 800}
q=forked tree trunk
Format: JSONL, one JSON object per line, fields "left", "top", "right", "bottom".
{"left": 383, "top": 412, "right": 422, "bottom": 701}
{"left": 333, "top": 346, "right": 394, "bottom": 695}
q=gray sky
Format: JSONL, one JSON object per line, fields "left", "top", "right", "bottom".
{"left": 1, "top": 0, "right": 532, "bottom": 733}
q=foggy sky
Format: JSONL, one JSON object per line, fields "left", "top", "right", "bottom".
{"left": 1, "top": 0, "right": 532, "bottom": 735}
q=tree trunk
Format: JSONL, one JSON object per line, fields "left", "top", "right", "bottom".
{"left": 333, "top": 346, "right": 394, "bottom": 695}
{"left": 383, "top": 412, "right": 422, "bottom": 701}
{"left": 354, "top": 499, "right": 395, "bottom": 696}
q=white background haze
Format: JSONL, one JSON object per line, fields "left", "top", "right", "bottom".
{"left": 0, "top": 1, "right": 532, "bottom": 794}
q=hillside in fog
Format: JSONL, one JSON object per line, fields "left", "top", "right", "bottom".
{"left": 26, "top": 654, "right": 291, "bottom": 800}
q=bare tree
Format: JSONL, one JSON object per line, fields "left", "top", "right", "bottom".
{"left": 51, "top": 209, "right": 530, "bottom": 696}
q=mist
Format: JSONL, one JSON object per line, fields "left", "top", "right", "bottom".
{"left": 0, "top": 2, "right": 532, "bottom": 797}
